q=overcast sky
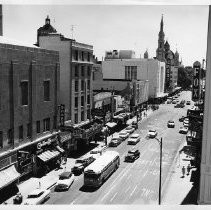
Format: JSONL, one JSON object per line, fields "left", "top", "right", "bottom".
{"left": 2, "top": 4, "right": 209, "bottom": 66}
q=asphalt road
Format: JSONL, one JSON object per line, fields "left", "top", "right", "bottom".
{"left": 45, "top": 91, "right": 192, "bottom": 204}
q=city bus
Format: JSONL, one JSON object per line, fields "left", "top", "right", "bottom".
{"left": 84, "top": 150, "right": 120, "bottom": 188}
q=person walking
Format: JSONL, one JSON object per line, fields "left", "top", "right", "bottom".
{"left": 187, "top": 164, "right": 191, "bottom": 175}
{"left": 182, "top": 166, "right": 186, "bottom": 178}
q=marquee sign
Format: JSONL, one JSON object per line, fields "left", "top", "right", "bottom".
{"left": 192, "top": 62, "right": 201, "bottom": 101}
{"left": 59, "top": 104, "right": 65, "bottom": 127}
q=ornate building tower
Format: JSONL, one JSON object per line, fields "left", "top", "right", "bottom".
{"left": 156, "top": 15, "right": 165, "bottom": 62}
{"left": 144, "top": 49, "right": 149, "bottom": 59}
{"left": 174, "top": 49, "right": 180, "bottom": 66}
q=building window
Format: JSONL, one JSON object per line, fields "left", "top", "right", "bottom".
{"left": 88, "top": 53, "right": 90, "bottom": 62}
{"left": 7, "top": 129, "right": 13, "bottom": 144}
{"left": 27, "top": 123, "right": 31, "bottom": 138}
{"left": 81, "top": 80, "right": 84, "bottom": 91}
{"left": 81, "top": 66, "right": 85, "bottom": 76}
{"left": 43, "top": 118, "right": 50, "bottom": 132}
{"left": 87, "top": 80, "right": 90, "bottom": 90}
{"left": 44, "top": 80, "right": 50, "bottom": 101}
{"left": 0, "top": 95, "right": 1, "bottom": 110}
{"left": 87, "top": 109, "right": 90, "bottom": 120}
{"left": 81, "top": 111, "right": 84, "bottom": 121}
{"left": 87, "top": 95, "right": 90, "bottom": 104}
{"left": 75, "top": 97, "right": 78, "bottom": 108}
{"left": 19, "top": 125, "right": 23, "bottom": 140}
{"left": 0, "top": 131, "right": 3, "bottom": 148}
{"left": 87, "top": 66, "right": 91, "bottom": 76}
{"left": 81, "top": 52, "right": 84, "bottom": 61}
{"left": 53, "top": 116, "right": 57, "bottom": 129}
{"left": 81, "top": 96, "right": 84, "bottom": 106}
{"left": 75, "top": 80, "right": 79, "bottom": 92}
{"left": 75, "top": 113, "right": 78, "bottom": 124}
{"left": 20, "top": 81, "right": 28, "bottom": 105}
{"left": 93, "top": 72, "right": 95, "bottom": 80}
{"left": 75, "top": 50, "right": 78, "bottom": 60}
{"left": 75, "top": 65, "right": 79, "bottom": 77}
{"left": 36, "top": 121, "right": 40, "bottom": 133}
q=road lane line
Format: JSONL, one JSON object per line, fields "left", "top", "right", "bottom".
{"left": 110, "top": 192, "right": 118, "bottom": 202}
{"left": 130, "top": 185, "right": 137, "bottom": 197}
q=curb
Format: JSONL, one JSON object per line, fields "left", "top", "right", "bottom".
{"left": 47, "top": 182, "right": 57, "bottom": 190}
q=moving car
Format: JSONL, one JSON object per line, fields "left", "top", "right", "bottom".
{"left": 109, "top": 136, "right": 122, "bottom": 147}
{"left": 148, "top": 129, "right": 158, "bottom": 138}
{"left": 118, "top": 131, "right": 130, "bottom": 140}
{"left": 125, "top": 149, "right": 140, "bottom": 162}
{"left": 71, "top": 156, "right": 95, "bottom": 175}
{"left": 55, "top": 171, "right": 74, "bottom": 191}
{"left": 23, "top": 189, "right": 50, "bottom": 205}
{"left": 128, "top": 133, "right": 141, "bottom": 145}
{"left": 179, "top": 127, "right": 188, "bottom": 134}
{"left": 167, "top": 120, "right": 175, "bottom": 128}
{"left": 125, "top": 126, "right": 135, "bottom": 134}
{"left": 186, "top": 101, "right": 191, "bottom": 105}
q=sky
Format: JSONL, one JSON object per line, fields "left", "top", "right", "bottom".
{"left": 2, "top": 3, "right": 209, "bottom": 66}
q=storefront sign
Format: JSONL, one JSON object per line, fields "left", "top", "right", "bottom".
{"left": 192, "top": 62, "right": 201, "bottom": 101}
{"left": 37, "top": 138, "right": 52, "bottom": 150}
{"left": 59, "top": 104, "right": 65, "bottom": 127}
{"left": 0, "top": 154, "right": 17, "bottom": 170}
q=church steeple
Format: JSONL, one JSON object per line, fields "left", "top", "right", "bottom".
{"left": 45, "top": 15, "right": 50, "bottom": 25}
{"left": 156, "top": 14, "right": 165, "bottom": 62}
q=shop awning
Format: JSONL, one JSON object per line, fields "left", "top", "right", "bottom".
{"left": 0, "top": 165, "right": 20, "bottom": 189}
{"left": 38, "top": 150, "right": 60, "bottom": 162}
{"left": 56, "top": 145, "right": 65, "bottom": 153}
{"left": 106, "top": 122, "right": 117, "bottom": 128}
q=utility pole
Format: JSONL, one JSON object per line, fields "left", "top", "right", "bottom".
{"left": 159, "top": 137, "right": 163, "bottom": 205}
{"left": 71, "top": 25, "right": 75, "bottom": 39}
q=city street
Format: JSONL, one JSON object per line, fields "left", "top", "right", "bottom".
{"left": 45, "top": 91, "right": 191, "bottom": 204}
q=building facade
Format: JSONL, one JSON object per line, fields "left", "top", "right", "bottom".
{"left": 0, "top": 36, "right": 61, "bottom": 193}
{"left": 37, "top": 16, "right": 93, "bottom": 125}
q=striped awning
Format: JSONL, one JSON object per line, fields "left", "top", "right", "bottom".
{"left": 37, "top": 150, "right": 60, "bottom": 162}
{"left": 0, "top": 165, "right": 20, "bottom": 189}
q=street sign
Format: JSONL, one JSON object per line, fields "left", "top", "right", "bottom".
{"left": 192, "top": 61, "right": 201, "bottom": 101}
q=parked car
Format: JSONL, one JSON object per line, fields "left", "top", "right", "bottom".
{"left": 186, "top": 101, "right": 191, "bottom": 105}
{"left": 128, "top": 133, "right": 141, "bottom": 145}
{"left": 119, "top": 131, "right": 130, "bottom": 140}
{"left": 167, "top": 120, "right": 175, "bottom": 128}
{"left": 23, "top": 189, "right": 50, "bottom": 205}
{"left": 131, "top": 121, "right": 138, "bottom": 129}
{"left": 109, "top": 136, "right": 122, "bottom": 147}
{"left": 125, "top": 126, "right": 135, "bottom": 134}
{"left": 55, "top": 171, "right": 74, "bottom": 191}
{"left": 183, "top": 118, "right": 189, "bottom": 124}
{"left": 179, "top": 127, "right": 188, "bottom": 134}
{"left": 148, "top": 129, "right": 158, "bottom": 138}
{"left": 71, "top": 156, "right": 95, "bottom": 175}
{"left": 179, "top": 116, "right": 186, "bottom": 122}
{"left": 125, "top": 149, "right": 140, "bottom": 162}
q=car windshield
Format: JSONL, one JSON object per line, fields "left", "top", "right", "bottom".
{"left": 120, "top": 132, "right": 127, "bottom": 135}
{"left": 126, "top": 127, "right": 132, "bottom": 130}
{"left": 75, "top": 159, "right": 84, "bottom": 164}
{"left": 59, "top": 173, "right": 71, "bottom": 180}
{"left": 28, "top": 192, "right": 43, "bottom": 198}
{"left": 130, "top": 136, "right": 138, "bottom": 139}
{"left": 128, "top": 150, "right": 135, "bottom": 154}
{"left": 90, "top": 150, "right": 98, "bottom": 154}
{"left": 149, "top": 130, "right": 155, "bottom": 132}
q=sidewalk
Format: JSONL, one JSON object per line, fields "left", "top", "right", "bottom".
{"left": 162, "top": 145, "right": 199, "bottom": 205}
{"left": 5, "top": 107, "right": 154, "bottom": 205}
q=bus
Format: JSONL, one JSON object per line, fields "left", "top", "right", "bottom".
{"left": 84, "top": 150, "right": 120, "bottom": 188}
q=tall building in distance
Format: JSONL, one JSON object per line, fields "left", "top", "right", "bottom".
{"left": 37, "top": 16, "right": 93, "bottom": 125}
{"left": 156, "top": 15, "right": 180, "bottom": 92}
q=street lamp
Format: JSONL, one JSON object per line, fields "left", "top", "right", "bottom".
{"left": 155, "top": 137, "right": 163, "bottom": 205}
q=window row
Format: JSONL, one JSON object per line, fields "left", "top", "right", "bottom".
{"left": 0, "top": 117, "right": 56, "bottom": 148}
{"left": 75, "top": 95, "right": 91, "bottom": 108}
{"left": 125, "top": 66, "right": 137, "bottom": 80}
{"left": 75, "top": 80, "right": 91, "bottom": 92}
{"left": 74, "top": 65, "right": 92, "bottom": 77}
{"left": 74, "top": 109, "right": 91, "bottom": 124}
{"left": 74, "top": 50, "right": 91, "bottom": 62}
{"left": 20, "top": 80, "right": 50, "bottom": 106}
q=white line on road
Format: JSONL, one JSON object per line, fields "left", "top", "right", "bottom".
{"left": 130, "top": 185, "right": 137, "bottom": 197}
{"left": 110, "top": 192, "right": 118, "bottom": 202}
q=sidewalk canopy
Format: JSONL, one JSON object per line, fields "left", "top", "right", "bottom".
{"left": 0, "top": 164, "right": 21, "bottom": 189}
{"left": 106, "top": 122, "right": 117, "bottom": 128}
{"left": 37, "top": 150, "right": 60, "bottom": 162}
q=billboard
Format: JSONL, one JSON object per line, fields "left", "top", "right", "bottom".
{"left": 192, "top": 62, "right": 201, "bottom": 101}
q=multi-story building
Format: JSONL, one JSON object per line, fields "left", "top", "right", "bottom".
{"left": 156, "top": 15, "right": 180, "bottom": 92}
{"left": 37, "top": 16, "right": 93, "bottom": 125}
{"left": 0, "top": 36, "right": 61, "bottom": 198}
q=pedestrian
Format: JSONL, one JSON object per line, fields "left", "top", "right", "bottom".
{"left": 182, "top": 166, "right": 185, "bottom": 177}
{"left": 187, "top": 164, "right": 191, "bottom": 175}
{"left": 39, "top": 181, "right": 41, "bottom": 189}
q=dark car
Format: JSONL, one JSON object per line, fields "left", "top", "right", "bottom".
{"left": 109, "top": 136, "right": 121, "bottom": 147}
{"left": 125, "top": 149, "right": 140, "bottom": 162}
{"left": 179, "top": 116, "right": 186, "bottom": 122}
{"left": 167, "top": 120, "right": 175, "bottom": 128}
{"left": 71, "top": 156, "right": 95, "bottom": 175}
{"left": 131, "top": 121, "right": 138, "bottom": 129}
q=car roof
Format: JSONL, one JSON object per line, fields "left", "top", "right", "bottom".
{"left": 59, "top": 171, "right": 72, "bottom": 178}
{"left": 29, "top": 189, "right": 44, "bottom": 195}
{"left": 149, "top": 129, "right": 156, "bottom": 132}
{"left": 131, "top": 133, "right": 139, "bottom": 137}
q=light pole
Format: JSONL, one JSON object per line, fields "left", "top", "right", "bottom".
{"left": 155, "top": 137, "right": 163, "bottom": 205}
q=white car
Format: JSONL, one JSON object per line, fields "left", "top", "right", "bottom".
{"left": 89, "top": 146, "right": 106, "bottom": 158}
{"left": 128, "top": 133, "right": 141, "bottom": 145}
{"left": 148, "top": 129, "right": 158, "bottom": 138}
{"left": 23, "top": 189, "right": 50, "bottom": 205}
{"left": 183, "top": 122, "right": 189, "bottom": 128}
{"left": 179, "top": 127, "right": 188, "bottom": 134}
{"left": 183, "top": 118, "right": 189, "bottom": 124}
{"left": 119, "top": 131, "right": 130, "bottom": 140}
{"left": 125, "top": 126, "right": 135, "bottom": 134}
{"left": 55, "top": 171, "right": 75, "bottom": 191}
